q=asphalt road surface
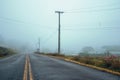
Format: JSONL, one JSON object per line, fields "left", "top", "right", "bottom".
{"left": 30, "top": 54, "right": 120, "bottom": 80}
{"left": 0, "top": 53, "right": 120, "bottom": 80}
{"left": 0, "top": 54, "right": 25, "bottom": 80}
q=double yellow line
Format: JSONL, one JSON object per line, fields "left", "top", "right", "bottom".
{"left": 23, "top": 55, "right": 33, "bottom": 80}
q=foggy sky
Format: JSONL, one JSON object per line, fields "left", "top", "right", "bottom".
{"left": 0, "top": 0, "right": 120, "bottom": 54}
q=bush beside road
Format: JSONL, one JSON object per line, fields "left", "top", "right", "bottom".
{"left": 38, "top": 53, "right": 120, "bottom": 76}
{"left": 0, "top": 46, "right": 17, "bottom": 57}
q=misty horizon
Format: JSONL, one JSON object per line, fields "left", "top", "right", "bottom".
{"left": 0, "top": 0, "right": 120, "bottom": 54}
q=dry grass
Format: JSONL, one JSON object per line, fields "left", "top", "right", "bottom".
{"left": 45, "top": 53, "right": 120, "bottom": 76}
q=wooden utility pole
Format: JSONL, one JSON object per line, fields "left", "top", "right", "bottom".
{"left": 55, "top": 11, "right": 64, "bottom": 54}
{"left": 38, "top": 38, "right": 40, "bottom": 53}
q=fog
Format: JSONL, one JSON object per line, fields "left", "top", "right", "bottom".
{"left": 0, "top": 0, "right": 120, "bottom": 54}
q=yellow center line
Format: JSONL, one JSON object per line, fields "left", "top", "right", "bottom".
{"left": 23, "top": 55, "right": 28, "bottom": 80}
{"left": 23, "top": 55, "right": 33, "bottom": 80}
{"left": 28, "top": 55, "right": 33, "bottom": 80}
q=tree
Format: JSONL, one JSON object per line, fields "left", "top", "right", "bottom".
{"left": 102, "top": 45, "right": 120, "bottom": 52}
{"left": 81, "top": 46, "right": 94, "bottom": 54}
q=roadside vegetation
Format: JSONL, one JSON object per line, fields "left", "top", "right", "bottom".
{"left": 35, "top": 46, "right": 120, "bottom": 74}
{"left": 71, "top": 55, "right": 120, "bottom": 72}
{"left": 36, "top": 52, "right": 120, "bottom": 74}
{"left": 0, "top": 46, "right": 17, "bottom": 57}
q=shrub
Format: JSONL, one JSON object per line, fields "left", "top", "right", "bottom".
{"left": 72, "top": 56, "right": 80, "bottom": 61}
{"left": 111, "top": 60, "right": 120, "bottom": 72}
{"left": 93, "top": 59, "right": 104, "bottom": 67}
{"left": 72, "top": 55, "right": 120, "bottom": 72}
{"left": 102, "top": 55, "right": 120, "bottom": 71}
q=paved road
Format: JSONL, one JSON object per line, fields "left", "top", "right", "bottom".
{"left": 0, "top": 54, "right": 26, "bottom": 80}
{"left": 0, "top": 54, "right": 120, "bottom": 80}
{"left": 30, "top": 54, "right": 120, "bottom": 80}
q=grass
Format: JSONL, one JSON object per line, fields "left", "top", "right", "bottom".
{"left": 71, "top": 56, "right": 120, "bottom": 72}
{"left": 41, "top": 53, "right": 120, "bottom": 76}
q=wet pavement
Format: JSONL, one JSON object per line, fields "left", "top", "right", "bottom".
{"left": 30, "top": 54, "right": 120, "bottom": 80}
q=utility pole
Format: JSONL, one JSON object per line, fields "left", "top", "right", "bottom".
{"left": 55, "top": 11, "right": 64, "bottom": 54}
{"left": 38, "top": 38, "right": 40, "bottom": 53}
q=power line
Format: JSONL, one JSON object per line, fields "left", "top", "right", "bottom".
{"left": 0, "top": 16, "right": 45, "bottom": 27}
{"left": 0, "top": 16, "right": 119, "bottom": 31}
{"left": 65, "top": 7, "right": 120, "bottom": 13}
{"left": 0, "top": 16, "right": 31, "bottom": 24}
{"left": 41, "top": 30, "right": 57, "bottom": 46}
{"left": 0, "top": 16, "right": 56, "bottom": 29}
{"left": 64, "top": 3, "right": 120, "bottom": 12}
{"left": 62, "top": 24, "right": 120, "bottom": 27}
{"left": 61, "top": 27, "right": 120, "bottom": 31}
